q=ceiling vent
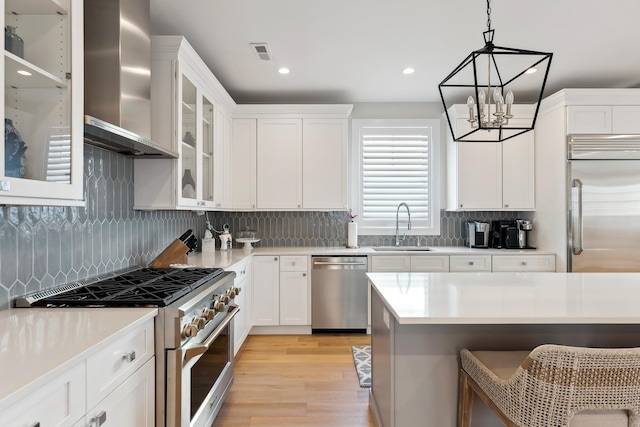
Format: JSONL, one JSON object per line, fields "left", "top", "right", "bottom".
{"left": 250, "top": 43, "right": 272, "bottom": 61}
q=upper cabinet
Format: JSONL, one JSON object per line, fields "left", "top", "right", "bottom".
{"left": 0, "top": 0, "right": 84, "bottom": 205}
{"left": 133, "top": 36, "right": 235, "bottom": 210}
{"left": 567, "top": 105, "right": 640, "bottom": 134}
{"left": 231, "top": 105, "right": 352, "bottom": 211}
{"left": 446, "top": 109, "right": 535, "bottom": 211}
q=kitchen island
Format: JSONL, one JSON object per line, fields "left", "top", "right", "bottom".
{"left": 367, "top": 272, "right": 640, "bottom": 427}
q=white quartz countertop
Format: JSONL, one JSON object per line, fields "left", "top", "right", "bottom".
{"left": 0, "top": 307, "right": 157, "bottom": 410}
{"left": 188, "top": 246, "right": 554, "bottom": 270}
{"left": 367, "top": 272, "right": 640, "bottom": 325}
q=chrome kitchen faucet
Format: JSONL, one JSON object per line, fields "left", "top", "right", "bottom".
{"left": 395, "top": 202, "right": 412, "bottom": 246}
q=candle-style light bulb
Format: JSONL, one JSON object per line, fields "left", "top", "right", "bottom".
{"left": 505, "top": 90, "right": 514, "bottom": 119}
{"left": 466, "top": 96, "right": 476, "bottom": 124}
{"left": 478, "top": 90, "right": 486, "bottom": 118}
{"left": 505, "top": 90, "right": 514, "bottom": 105}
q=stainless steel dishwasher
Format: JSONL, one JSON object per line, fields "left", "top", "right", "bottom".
{"left": 311, "top": 256, "right": 368, "bottom": 332}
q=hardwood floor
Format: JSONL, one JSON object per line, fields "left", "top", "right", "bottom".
{"left": 212, "top": 334, "right": 374, "bottom": 427}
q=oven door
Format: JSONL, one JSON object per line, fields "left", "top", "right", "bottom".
{"left": 166, "top": 305, "right": 239, "bottom": 427}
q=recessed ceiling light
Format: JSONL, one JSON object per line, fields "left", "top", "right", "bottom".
{"left": 278, "top": 67, "right": 290, "bottom": 74}
{"left": 525, "top": 67, "right": 538, "bottom": 74}
{"left": 17, "top": 70, "right": 32, "bottom": 76}
{"left": 402, "top": 67, "right": 415, "bottom": 75}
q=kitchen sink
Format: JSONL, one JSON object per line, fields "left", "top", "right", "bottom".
{"left": 372, "top": 247, "right": 432, "bottom": 252}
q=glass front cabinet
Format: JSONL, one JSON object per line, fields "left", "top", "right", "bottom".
{"left": 134, "top": 35, "right": 232, "bottom": 210}
{"left": 1, "top": 0, "right": 83, "bottom": 205}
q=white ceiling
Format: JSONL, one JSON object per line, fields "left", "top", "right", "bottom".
{"left": 150, "top": 0, "right": 640, "bottom": 105}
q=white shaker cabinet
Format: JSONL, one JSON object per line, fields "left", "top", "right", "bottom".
{"left": 134, "top": 36, "right": 235, "bottom": 210}
{"left": 279, "top": 256, "right": 309, "bottom": 326}
{"left": 84, "top": 358, "right": 155, "bottom": 427}
{"left": 370, "top": 255, "right": 449, "bottom": 272}
{"left": 0, "top": 362, "right": 85, "bottom": 427}
{"left": 229, "top": 256, "right": 253, "bottom": 355}
{"left": 256, "top": 118, "right": 303, "bottom": 209}
{"left": 232, "top": 105, "right": 353, "bottom": 211}
{"left": 252, "top": 256, "right": 280, "bottom": 326}
{"left": 231, "top": 119, "right": 257, "bottom": 209}
{"left": 0, "top": 0, "right": 84, "bottom": 206}
{"left": 567, "top": 105, "right": 640, "bottom": 134}
{"left": 302, "top": 119, "right": 348, "bottom": 210}
{"left": 447, "top": 120, "right": 534, "bottom": 211}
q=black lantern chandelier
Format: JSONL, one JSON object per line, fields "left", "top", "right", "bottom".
{"left": 439, "top": 0, "right": 552, "bottom": 142}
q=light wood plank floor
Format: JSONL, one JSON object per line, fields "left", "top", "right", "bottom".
{"left": 211, "top": 334, "right": 374, "bottom": 427}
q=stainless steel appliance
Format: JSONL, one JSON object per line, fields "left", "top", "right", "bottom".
{"left": 311, "top": 256, "right": 368, "bottom": 332}
{"left": 516, "top": 219, "right": 533, "bottom": 249}
{"left": 568, "top": 134, "right": 640, "bottom": 271}
{"left": 83, "top": 0, "right": 177, "bottom": 158}
{"left": 15, "top": 267, "right": 237, "bottom": 427}
{"left": 464, "top": 221, "right": 490, "bottom": 248}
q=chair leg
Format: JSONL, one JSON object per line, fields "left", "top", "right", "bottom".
{"left": 458, "top": 370, "right": 474, "bottom": 427}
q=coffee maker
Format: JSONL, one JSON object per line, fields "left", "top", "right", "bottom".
{"left": 490, "top": 219, "right": 534, "bottom": 249}
{"left": 465, "top": 221, "right": 490, "bottom": 248}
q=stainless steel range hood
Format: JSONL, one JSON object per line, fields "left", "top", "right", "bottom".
{"left": 84, "top": 0, "right": 177, "bottom": 158}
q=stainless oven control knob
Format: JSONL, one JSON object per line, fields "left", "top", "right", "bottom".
{"left": 232, "top": 287, "right": 241, "bottom": 295}
{"left": 193, "top": 317, "right": 206, "bottom": 330}
{"left": 201, "top": 308, "right": 215, "bottom": 320}
{"left": 226, "top": 289, "right": 236, "bottom": 298}
{"left": 182, "top": 324, "right": 198, "bottom": 338}
{"left": 220, "top": 295, "right": 230, "bottom": 304}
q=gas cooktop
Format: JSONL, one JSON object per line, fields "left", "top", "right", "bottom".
{"left": 16, "top": 267, "right": 225, "bottom": 307}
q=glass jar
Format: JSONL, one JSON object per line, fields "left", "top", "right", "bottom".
{"left": 5, "top": 26, "right": 24, "bottom": 58}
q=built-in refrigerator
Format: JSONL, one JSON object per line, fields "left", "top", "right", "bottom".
{"left": 568, "top": 134, "right": 640, "bottom": 271}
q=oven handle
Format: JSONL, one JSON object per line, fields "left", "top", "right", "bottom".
{"left": 184, "top": 304, "right": 239, "bottom": 364}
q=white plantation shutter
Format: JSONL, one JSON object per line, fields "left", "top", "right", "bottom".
{"left": 45, "top": 127, "right": 72, "bottom": 184}
{"left": 352, "top": 119, "right": 440, "bottom": 235}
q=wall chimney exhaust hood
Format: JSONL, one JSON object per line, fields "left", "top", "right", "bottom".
{"left": 83, "top": 0, "right": 177, "bottom": 158}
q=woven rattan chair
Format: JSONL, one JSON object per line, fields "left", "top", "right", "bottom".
{"left": 458, "top": 344, "right": 640, "bottom": 427}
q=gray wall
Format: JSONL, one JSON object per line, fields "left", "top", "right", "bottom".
{"left": 0, "top": 146, "right": 206, "bottom": 311}
{"left": 0, "top": 142, "right": 519, "bottom": 311}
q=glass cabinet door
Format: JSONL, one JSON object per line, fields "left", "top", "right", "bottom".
{"left": 181, "top": 75, "right": 197, "bottom": 200}
{"left": 1, "top": 0, "right": 83, "bottom": 204}
{"left": 202, "top": 95, "right": 214, "bottom": 203}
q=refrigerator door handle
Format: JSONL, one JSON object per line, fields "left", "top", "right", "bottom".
{"left": 572, "top": 178, "right": 584, "bottom": 255}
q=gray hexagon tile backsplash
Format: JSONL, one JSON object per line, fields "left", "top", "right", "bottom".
{"left": 0, "top": 145, "right": 520, "bottom": 311}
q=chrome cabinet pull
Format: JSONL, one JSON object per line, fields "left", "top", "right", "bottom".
{"left": 90, "top": 410, "right": 107, "bottom": 427}
{"left": 27, "top": 423, "right": 40, "bottom": 427}
{"left": 123, "top": 350, "right": 136, "bottom": 363}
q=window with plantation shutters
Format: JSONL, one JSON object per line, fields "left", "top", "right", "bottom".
{"left": 351, "top": 119, "right": 440, "bottom": 235}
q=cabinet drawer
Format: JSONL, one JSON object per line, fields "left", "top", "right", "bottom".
{"left": 0, "top": 362, "right": 85, "bottom": 427}
{"left": 280, "top": 256, "right": 308, "bottom": 272}
{"left": 410, "top": 256, "right": 450, "bottom": 272}
{"left": 450, "top": 255, "right": 492, "bottom": 272}
{"left": 229, "top": 258, "right": 250, "bottom": 282}
{"left": 492, "top": 255, "right": 556, "bottom": 272}
{"left": 370, "top": 256, "right": 411, "bottom": 272}
{"left": 86, "top": 319, "right": 154, "bottom": 409}
{"left": 85, "top": 358, "right": 155, "bottom": 427}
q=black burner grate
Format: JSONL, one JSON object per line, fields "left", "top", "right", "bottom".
{"left": 32, "top": 267, "right": 225, "bottom": 307}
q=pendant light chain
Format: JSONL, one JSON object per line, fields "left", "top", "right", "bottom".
{"left": 486, "top": 0, "right": 492, "bottom": 32}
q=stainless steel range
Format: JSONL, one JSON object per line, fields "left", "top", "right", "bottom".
{"left": 16, "top": 266, "right": 238, "bottom": 427}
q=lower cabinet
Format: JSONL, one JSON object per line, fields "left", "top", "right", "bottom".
{"left": 252, "top": 255, "right": 309, "bottom": 327}
{"left": 252, "top": 256, "right": 280, "bottom": 325}
{"left": 370, "top": 254, "right": 555, "bottom": 273}
{"left": 0, "top": 362, "right": 86, "bottom": 427}
{"left": 449, "top": 255, "right": 492, "bottom": 272}
{"left": 85, "top": 358, "right": 155, "bottom": 427}
{"left": 230, "top": 257, "right": 253, "bottom": 356}
{"left": 0, "top": 318, "right": 155, "bottom": 427}
{"left": 492, "top": 254, "right": 556, "bottom": 272}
